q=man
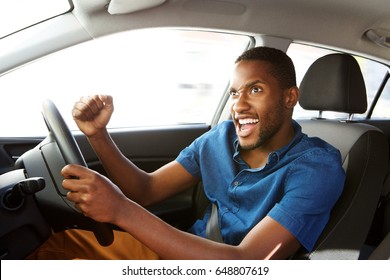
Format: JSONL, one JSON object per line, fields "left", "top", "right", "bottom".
{"left": 30, "top": 47, "right": 345, "bottom": 259}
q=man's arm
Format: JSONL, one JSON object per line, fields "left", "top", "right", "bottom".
{"left": 85, "top": 129, "right": 199, "bottom": 206}
{"left": 62, "top": 164, "right": 300, "bottom": 259}
{"left": 116, "top": 201, "right": 301, "bottom": 260}
{"left": 72, "top": 95, "right": 198, "bottom": 206}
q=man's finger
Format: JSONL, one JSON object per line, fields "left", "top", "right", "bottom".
{"left": 61, "top": 164, "right": 88, "bottom": 179}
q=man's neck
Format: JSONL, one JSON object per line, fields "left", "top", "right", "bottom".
{"left": 239, "top": 124, "right": 295, "bottom": 169}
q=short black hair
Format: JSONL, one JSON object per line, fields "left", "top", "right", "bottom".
{"left": 235, "top": 46, "right": 297, "bottom": 89}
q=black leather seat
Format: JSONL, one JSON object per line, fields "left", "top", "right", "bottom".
{"left": 293, "top": 53, "right": 389, "bottom": 259}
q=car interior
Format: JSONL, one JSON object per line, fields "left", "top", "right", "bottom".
{"left": 0, "top": 0, "right": 390, "bottom": 260}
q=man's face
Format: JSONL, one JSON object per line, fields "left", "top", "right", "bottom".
{"left": 229, "top": 60, "right": 288, "bottom": 151}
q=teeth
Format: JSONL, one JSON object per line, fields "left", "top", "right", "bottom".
{"left": 238, "top": 118, "right": 259, "bottom": 125}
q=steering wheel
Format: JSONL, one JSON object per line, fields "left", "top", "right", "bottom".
{"left": 41, "top": 99, "right": 114, "bottom": 246}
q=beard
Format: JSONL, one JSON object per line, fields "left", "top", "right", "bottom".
{"left": 238, "top": 122, "right": 281, "bottom": 151}
{"left": 239, "top": 99, "right": 285, "bottom": 151}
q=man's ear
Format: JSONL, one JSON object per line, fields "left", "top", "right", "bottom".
{"left": 284, "top": 86, "right": 299, "bottom": 109}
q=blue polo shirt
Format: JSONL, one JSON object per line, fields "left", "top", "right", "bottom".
{"left": 176, "top": 120, "right": 345, "bottom": 251}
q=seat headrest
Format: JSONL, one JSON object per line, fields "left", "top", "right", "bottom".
{"left": 299, "top": 53, "right": 367, "bottom": 114}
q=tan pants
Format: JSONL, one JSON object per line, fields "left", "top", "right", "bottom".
{"left": 27, "top": 229, "right": 160, "bottom": 260}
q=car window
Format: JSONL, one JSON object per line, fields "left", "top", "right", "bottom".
{"left": 0, "top": 29, "right": 250, "bottom": 137}
{"left": 288, "top": 43, "right": 390, "bottom": 120}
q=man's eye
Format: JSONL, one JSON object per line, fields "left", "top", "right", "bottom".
{"left": 251, "top": 87, "right": 263, "bottom": 94}
{"left": 229, "top": 90, "right": 239, "bottom": 97}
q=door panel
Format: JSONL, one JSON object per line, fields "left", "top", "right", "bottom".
{"left": 0, "top": 124, "right": 210, "bottom": 229}
{"left": 76, "top": 124, "right": 209, "bottom": 171}
{"left": 0, "top": 138, "right": 41, "bottom": 174}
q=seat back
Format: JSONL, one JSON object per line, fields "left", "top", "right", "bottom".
{"left": 368, "top": 172, "right": 390, "bottom": 259}
{"left": 380, "top": 169, "right": 390, "bottom": 236}
{"left": 293, "top": 54, "right": 389, "bottom": 259}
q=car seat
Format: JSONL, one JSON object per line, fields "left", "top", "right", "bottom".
{"left": 292, "top": 53, "right": 389, "bottom": 259}
{"left": 368, "top": 171, "right": 390, "bottom": 259}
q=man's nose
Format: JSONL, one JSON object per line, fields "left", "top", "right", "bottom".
{"left": 232, "top": 93, "right": 250, "bottom": 113}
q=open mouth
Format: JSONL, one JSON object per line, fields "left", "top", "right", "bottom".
{"left": 236, "top": 118, "right": 259, "bottom": 137}
{"left": 239, "top": 118, "right": 259, "bottom": 130}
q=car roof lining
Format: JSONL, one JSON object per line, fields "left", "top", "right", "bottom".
{"left": 70, "top": 0, "right": 390, "bottom": 63}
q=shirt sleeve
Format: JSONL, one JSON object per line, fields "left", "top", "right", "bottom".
{"left": 175, "top": 144, "right": 202, "bottom": 179}
{"left": 175, "top": 121, "right": 233, "bottom": 180}
{"left": 268, "top": 148, "right": 345, "bottom": 251}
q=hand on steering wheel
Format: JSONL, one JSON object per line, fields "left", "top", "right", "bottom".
{"left": 42, "top": 99, "right": 114, "bottom": 246}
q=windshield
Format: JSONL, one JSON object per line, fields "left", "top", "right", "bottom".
{"left": 0, "top": 0, "right": 71, "bottom": 38}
